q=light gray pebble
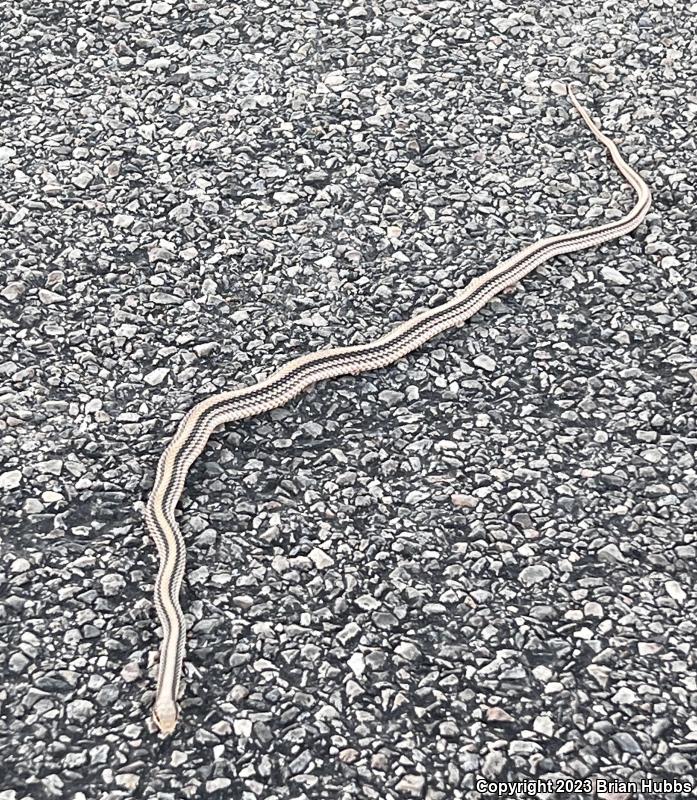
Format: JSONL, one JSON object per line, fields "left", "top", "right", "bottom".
{"left": 664, "top": 580, "right": 686, "bottom": 604}
{"left": 451, "top": 493, "right": 479, "bottom": 508}
{"left": 613, "top": 732, "right": 642, "bottom": 754}
{"left": 10, "top": 557, "right": 30, "bottom": 574}
{"left": 519, "top": 564, "right": 551, "bottom": 585}
{"left": 100, "top": 574, "right": 126, "bottom": 596}
{"left": 144, "top": 367, "right": 169, "bottom": 386}
{"left": 378, "top": 389, "right": 404, "bottom": 407}
{"left": 597, "top": 543, "right": 625, "bottom": 563}
{"left": 662, "top": 753, "right": 692, "bottom": 774}
{"left": 395, "top": 641, "right": 421, "bottom": 661}
{"left": 601, "top": 265, "right": 631, "bottom": 285}
{"left": 308, "top": 547, "right": 334, "bottom": 569}
{"left": 337, "top": 622, "right": 361, "bottom": 646}
{"left": 1, "top": 281, "right": 26, "bottom": 302}
{"left": 482, "top": 749, "right": 507, "bottom": 778}
{"left": 205, "top": 778, "right": 231, "bottom": 792}
{"left": 474, "top": 354, "right": 496, "bottom": 372}
{"left": 9, "top": 653, "right": 30, "bottom": 672}
{"left": 395, "top": 774, "right": 425, "bottom": 797}
{"left": 66, "top": 699, "right": 95, "bottom": 722}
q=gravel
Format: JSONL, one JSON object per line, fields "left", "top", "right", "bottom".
{"left": 1, "top": 1, "right": 695, "bottom": 799}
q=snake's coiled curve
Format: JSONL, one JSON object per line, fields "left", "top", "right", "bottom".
{"left": 145, "top": 87, "right": 651, "bottom": 734}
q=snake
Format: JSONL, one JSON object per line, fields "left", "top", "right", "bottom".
{"left": 145, "top": 86, "right": 651, "bottom": 735}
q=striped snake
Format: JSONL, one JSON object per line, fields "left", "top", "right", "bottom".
{"left": 145, "top": 86, "right": 651, "bottom": 734}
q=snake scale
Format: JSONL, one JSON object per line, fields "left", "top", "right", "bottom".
{"left": 145, "top": 87, "right": 651, "bottom": 734}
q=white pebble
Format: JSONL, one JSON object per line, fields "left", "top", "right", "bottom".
{"left": 233, "top": 718, "right": 253, "bottom": 738}
{"left": 10, "top": 557, "right": 31, "bottom": 574}
{"left": 67, "top": 699, "right": 95, "bottom": 721}
{"left": 450, "top": 493, "right": 478, "bottom": 509}
{"left": 308, "top": 547, "right": 334, "bottom": 569}
{"left": 115, "top": 774, "right": 139, "bottom": 790}
{"left": 0, "top": 469, "right": 22, "bottom": 490}
{"left": 144, "top": 367, "right": 169, "bottom": 386}
{"left": 206, "top": 778, "right": 231, "bottom": 793}
{"left": 121, "top": 662, "right": 141, "bottom": 683}
{"left": 39, "top": 289, "right": 66, "bottom": 305}
{"left": 0, "top": 145, "right": 17, "bottom": 163}
{"left": 71, "top": 171, "right": 93, "bottom": 188}
{"left": 273, "top": 191, "right": 298, "bottom": 204}
{"left": 348, "top": 652, "right": 365, "bottom": 677}
{"left": 533, "top": 714, "right": 554, "bottom": 736}
{"left": 612, "top": 686, "right": 637, "bottom": 704}
{"left": 519, "top": 564, "right": 551, "bottom": 586}
{"left": 1, "top": 281, "right": 26, "bottom": 302}
{"left": 474, "top": 354, "right": 496, "bottom": 372}
{"left": 117, "top": 323, "right": 138, "bottom": 338}
{"left": 41, "top": 491, "right": 63, "bottom": 504}
{"left": 665, "top": 580, "right": 686, "bottom": 605}
{"left": 324, "top": 71, "right": 346, "bottom": 87}
{"left": 601, "top": 265, "right": 630, "bottom": 285}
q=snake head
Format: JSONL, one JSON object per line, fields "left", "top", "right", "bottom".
{"left": 153, "top": 699, "right": 178, "bottom": 735}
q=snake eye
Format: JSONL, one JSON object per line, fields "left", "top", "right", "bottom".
{"left": 153, "top": 700, "right": 178, "bottom": 735}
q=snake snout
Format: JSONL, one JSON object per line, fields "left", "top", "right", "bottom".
{"left": 153, "top": 700, "right": 178, "bottom": 735}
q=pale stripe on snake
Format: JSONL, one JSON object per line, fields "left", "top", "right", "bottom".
{"left": 145, "top": 86, "right": 651, "bottom": 734}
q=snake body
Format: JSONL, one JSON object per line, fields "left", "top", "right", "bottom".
{"left": 145, "top": 88, "right": 651, "bottom": 735}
